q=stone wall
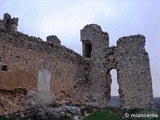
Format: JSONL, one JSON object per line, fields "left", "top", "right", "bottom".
{"left": 81, "top": 24, "right": 110, "bottom": 108}
{"left": 0, "top": 29, "right": 87, "bottom": 106}
{"left": 0, "top": 20, "right": 5, "bottom": 30}
{"left": 104, "top": 46, "right": 117, "bottom": 102}
{"left": 0, "top": 13, "right": 18, "bottom": 32}
{"left": 0, "top": 89, "right": 27, "bottom": 115}
{"left": 81, "top": 25, "right": 153, "bottom": 109}
{"left": 116, "top": 35, "right": 153, "bottom": 109}
{"left": 0, "top": 13, "right": 153, "bottom": 115}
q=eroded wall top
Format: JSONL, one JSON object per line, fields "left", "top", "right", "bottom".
{"left": 0, "top": 13, "right": 18, "bottom": 32}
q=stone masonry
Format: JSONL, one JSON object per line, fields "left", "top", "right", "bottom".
{"left": 0, "top": 13, "right": 153, "bottom": 115}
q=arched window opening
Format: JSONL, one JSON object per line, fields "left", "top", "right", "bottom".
{"left": 107, "top": 69, "right": 120, "bottom": 107}
{"left": 84, "top": 41, "right": 92, "bottom": 58}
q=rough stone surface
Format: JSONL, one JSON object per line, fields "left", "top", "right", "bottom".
{"left": 0, "top": 13, "right": 153, "bottom": 115}
{"left": 81, "top": 24, "right": 153, "bottom": 109}
{"left": 0, "top": 20, "right": 87, "bottom": 107}
{"left": 81, "top": 24, "right": 109, "bottom": 108}
{"left": 47, "top": 35, "right": 61, "bottom": 46}
{"left": 0, "top": 13, "right": 18, "bottom": 32}
{"left": 116, "top": 35, "right": 153, "bottom": 109}
{"left": 0, "top": 89, "right": 27, "bottom": 115}
{"left": 25, "top": 90, "right": 55, "bottom": 112}
{"left": 37, "top": 105, "right": 81, "bottom": 120}
{"left": 36, "top": 104, "right": 98, "bottom": 120}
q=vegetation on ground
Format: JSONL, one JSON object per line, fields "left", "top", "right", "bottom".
{"left": 0, "top": 113, "right": 36, "bottom": 120}
{"left": 84, "top": 107, "right": 160, "bottom": 120}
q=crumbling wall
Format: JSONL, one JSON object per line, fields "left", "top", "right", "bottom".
{"left": 0, "top": 89, "right": 27, "bottom": 115}
{"left": 0, "top": 29, "right": 87, "bottom": 106}
{"left": 0, "top": 13, "right": 18, "bottom": 32}
{"left": 104, "top": 46, "right": 117, "bottom": 102}
{"left": 81, "top": 25, "right": 153, "bottom": 109}
{"left": 116, "top": 35, "right": 153, "bottom": 109}
{"left": 81, "top": 24, "right": 109, "bottom": 108}
{"left": 104, "top": 35, "right": 153, "bottom": 109}
{"left": 0, "top": 13, "right": 153, "bottom": 113}
{"left": 0, "top": 20, "right": 5, "bottom": 30}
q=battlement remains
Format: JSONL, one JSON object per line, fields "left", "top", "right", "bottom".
{"left": 47, "top": 35, "right": 61, "bottom": 46}
{"left": 0, "top": 13, "right": 18, "bottom": 32}
{"left": 117, "top": 34, "right": 145, "bottom": 48}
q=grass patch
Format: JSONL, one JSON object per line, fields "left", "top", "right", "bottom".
{"left": 130, "top": 108, "right": 160, "bottom": 120}
{"left": 0, "top": 113, "right": 36, "bottom": 120}
{"left": 84, "top": 107, "right": 122, "bottom": 120}
{"left": 0, "top": 116, "right": 16, "bottom": 120}
{"left": 84, "top": 107, "right": 160, "bottom": 120}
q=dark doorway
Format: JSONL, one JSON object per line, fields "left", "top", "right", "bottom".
{"left": 84, "top": 41, "right": 92, "bottom": 58}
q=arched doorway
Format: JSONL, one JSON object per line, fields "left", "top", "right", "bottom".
{"left": 107, "top": 69, "right": 120, "bottom": 107}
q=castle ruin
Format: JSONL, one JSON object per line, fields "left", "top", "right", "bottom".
{"left": 0, "top": 13, "right": 153, "bottom": 115}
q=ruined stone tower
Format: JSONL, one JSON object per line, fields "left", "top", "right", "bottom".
{"left": 0, "top": 13, "right": 153, "bottom": 115}
{"left": 81, "top": 24, "right": 153, "bottom": 109}
{"left": 81, "top": 24, "right": 109, "bottom": 107}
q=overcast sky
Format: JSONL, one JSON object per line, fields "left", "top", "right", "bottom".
{"left": 0, "top": 0, "right": 159, "bottom": 97}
